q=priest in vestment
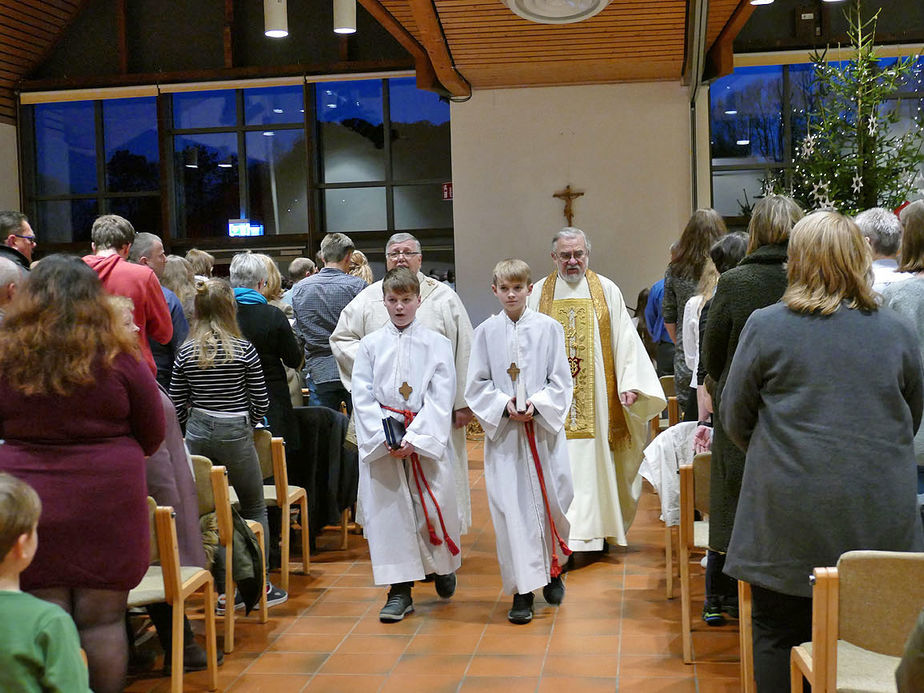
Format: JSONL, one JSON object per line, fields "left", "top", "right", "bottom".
{"left": 330, "top": 233, "right": 475, "bottom": 532}
{"left": 528, "top": 227, "right": 665, "bottom": 551}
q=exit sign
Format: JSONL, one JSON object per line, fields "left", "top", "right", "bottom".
{"left": 442, "top": 182, "right": 453, "bottom": 200}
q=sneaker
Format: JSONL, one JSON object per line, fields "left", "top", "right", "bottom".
{"left": 266, "top": 583, "right": 288, "bottom": 608}
{"left": 702, "top": 597, "right": 726, "bottom": 626}
{"left": 215, "top": 590, "right": 244, "bottom": 616}
{"left": 507, "top": 592, "right": 534, "bottom": 624}
{"left": 434, "top": 572, "right": 456, "bottom": 599}
{"left": 542, "top": 575, "right": 565, "bottom": 605}
{"left": 379, "top": 585, "right": 414, "bottom": 622}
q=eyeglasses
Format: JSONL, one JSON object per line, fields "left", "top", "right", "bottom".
{"left": 386, "top": 250, "right": 421, "bottom": 259}
{"left": 13, "top": 234, "right": 37, "bottom": 245}
{"left": 556, "top": 250, "right": 585, "bottom": 261}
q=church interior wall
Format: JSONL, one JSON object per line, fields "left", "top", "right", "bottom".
{"left": 450, "top": 82, "right": 693, "bottom": 326}
{"left": 0, "top": 123, "right": 20, "bottom": 210}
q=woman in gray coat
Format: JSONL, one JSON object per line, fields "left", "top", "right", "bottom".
{"left": 721, "top": 211, "right": 924, "bottom": 693}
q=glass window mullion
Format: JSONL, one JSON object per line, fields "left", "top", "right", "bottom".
{"left": 383, "top": 78, "right": 395, "bottom": 232}
{"left": 95, "top": 101, "right": 106, "bottom": 212}
{"left": 237, "top": 90, "right": 248, "bottom": 220}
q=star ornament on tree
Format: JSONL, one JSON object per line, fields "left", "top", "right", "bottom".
{"left": 867, "top": 117, "right": 878, "bottom": 137}
{"left": 800, "top": 133, "right": 817, "bottom": 158}
{"left": 852, "top": 174, "right": 863, "bottom": 194}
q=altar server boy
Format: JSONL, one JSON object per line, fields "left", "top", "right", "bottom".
{"left": 465, "top": 259, "right": 575, "bottom": 624}
{"left": 352, "top": 267, "right": 462, "bottom": 622}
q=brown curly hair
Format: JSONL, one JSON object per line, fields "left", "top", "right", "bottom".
{"left": 0, "top": 254, "right": 140, "bottom": 396}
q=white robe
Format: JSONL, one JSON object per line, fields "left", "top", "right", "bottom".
{"left": 331, "top": 271, "right": 474, "bottom": 532}
{"left": 352, "top": 320, "right": 462, "bottom": 585}
{"left": 528, "top": 273, "right": 665, "bottom": 549}
{"left": 465, "top": 308, "right": 574, "bottom": 595}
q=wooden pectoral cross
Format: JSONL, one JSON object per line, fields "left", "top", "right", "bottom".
{"left": 507, "top": 363, "right": 520, "bottom": 382}
{"left": 399, "top": 381, "right": 413, "bottom": 401}
{"left": 553, "top": 184, "right": 585, "bottom": 226}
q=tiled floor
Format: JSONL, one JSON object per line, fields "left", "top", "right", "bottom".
{"left": 126, "top": 441, "right": 742, "bottom": 692}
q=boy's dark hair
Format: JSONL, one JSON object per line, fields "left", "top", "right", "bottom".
{"left": 382, "top": 267, "right": 420, "bottom": 296}
{"left": 492, "top": 258, "right": 531, "bottom": 286}
{"left": 0, "top": 473, "right": 41, "bottom": 559}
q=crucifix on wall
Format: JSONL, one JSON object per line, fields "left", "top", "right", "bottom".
{"left": 553, "top": 184, "right": 585, "bottom": 226}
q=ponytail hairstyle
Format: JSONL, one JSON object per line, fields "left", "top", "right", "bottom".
{"left": 188, "top": 279, "right": 242, "bottom": 368}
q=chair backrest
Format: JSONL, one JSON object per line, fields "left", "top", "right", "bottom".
{"left": 146, "top": 496, "right": 159, "bottom": 564}
{"left": 659, "top": 375, "right": 676, "bottom": 397}
{"left": 209, "top": 465, "right": 234, "bottom": 547}
{"left": 837, "top": 550, "right": 924, "bottom": 656}
{"left": 191, "top": 454, "right": 216, "bottom": 517}
{"left": 692, "top": 452, "right": 711, "bottom": 516}
{"left": 253, "top": 428, "right": 274, "bottom": 480}
{"left": 153, "top": 505, "right": 182, "bottom": 605}
{"left": 270, "top": 436, "right": 290, "bottom": 498}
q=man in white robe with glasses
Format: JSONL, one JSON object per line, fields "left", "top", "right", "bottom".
{"left": 330, "top": 232, "right": 475, "bottom": 533}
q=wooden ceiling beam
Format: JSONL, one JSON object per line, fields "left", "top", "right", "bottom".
{"left": 357, "top": 0, "right": 440, "bottom": 93}
{"left": 704, "top": 0, "right": 755, "bottom": 81}
{"left": 407, "top": 0, "right": 471, "bottom": 98}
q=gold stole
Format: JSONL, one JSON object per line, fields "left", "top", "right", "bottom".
{"left": 538, "top": 270, "right": 631, "bottom": 450}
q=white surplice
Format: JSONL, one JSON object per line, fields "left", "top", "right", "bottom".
{"left": 528, "top": 273, "right": 665, "bottom": 549}
{"left": 465, "top": 308, "right": 574, "bottom": 595}
{"left": 352, "top": 320, "right": 462, "bottom": 585}
{"left": 330, "top": 272, "right": 474, "bottom": 532}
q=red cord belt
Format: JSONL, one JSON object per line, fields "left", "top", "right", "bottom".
{"left": 524, "top": 419, "right": 572, "bottom": 578}
{"left": 381, "top": 405, "right": 460, "bottom": 556}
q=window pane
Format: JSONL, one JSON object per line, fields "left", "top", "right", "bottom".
{"left": 108, "top": 196, "right": 162, "bottom": 235}
{"left": 244, "top": 85, "right": 304, "bottom": 126}
{"left": 173, "top": 90, "right": 237, "bottom": 129}
{"left": 712, "top": 169, "right": 776, "bottom": 217}
{"left": 174, "top": 133, "right": 239, "bottom": 239}
{"left": 324, "top": 187, "right": 386, "bottom": 232}
{"left": 389, "top": 77, "right": 451, "bottom": 181}
{"left": 34, "top": 101, "right": 97, "bottom": 195}
{"left": 317, "top": 80, "right": 385, "bottom": 183}
{"left": 246, "top": 130, "right": 307, "bottom": 235}
{"left": 36, "top": 198, "right": 98, "bottom": 243}
{"left": 103, "top": 98, "right": 159, "bottom": 193}
{"left": 711, "top": 66, "right": 784, "bottom": 164}
{"left": 394, "top": 184, "right": 452, "bottom": 230}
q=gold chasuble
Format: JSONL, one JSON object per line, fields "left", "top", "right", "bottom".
{"left": 538, "top": 270, "right": 631, "bottom": 450}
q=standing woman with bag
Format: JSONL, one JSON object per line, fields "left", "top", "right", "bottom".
{"left": 169, "top": 278, "right": 288, "bottom": 609}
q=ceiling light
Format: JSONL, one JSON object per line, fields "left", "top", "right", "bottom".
{"left": 184, "top": 149, "right": 198, "bottom": 169}
{"left": 218, "top": 157, "right": 233, "bottom": 169}
{"left": 725, "top": 109, "right": 738, "bottom": 115}
{"left": 264, "top": 0, "right": 288, "bottom": 38}
{"left": 273, "top": 108, "right": 284, "bottom": 114}
{"left": 737, "top": 139, "right": 751, "bottom": 145}
{"left": 750, "top": 0, "right": 774, "bottom": 5}
{"left": 263, "top": 131, "right": 276, "bottom": 137}
{"left": 502, "top": 0, "right": 611, "bottom": 24}
{"left": 334, "top": 0, "right": 357, "bottom": 34}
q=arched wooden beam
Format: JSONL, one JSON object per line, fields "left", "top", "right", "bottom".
{"left": 407, "top": 0, "right": 471, "bottom": 98}
{"left": 704, "top": 0, "right": 756, "bottom": 81}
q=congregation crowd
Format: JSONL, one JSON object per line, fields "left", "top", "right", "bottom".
{"left": 0, "top": 198, "right": 922, "bottom": 693}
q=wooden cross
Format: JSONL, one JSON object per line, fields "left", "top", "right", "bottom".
{"left": 507, "top": 362, "right": 520, "bottom": 382}
{"left": 553, "top": 184, "right": 585, "bottom": 226}
{"left": 399, "top": 381, "right": 413, "bottom": 401}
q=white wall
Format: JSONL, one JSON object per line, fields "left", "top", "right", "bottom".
{"left": 451, "top": 82, "right": 693, "bottom": 326}
{"left": 0, "top": 123, "right": 20, "bottom": 210}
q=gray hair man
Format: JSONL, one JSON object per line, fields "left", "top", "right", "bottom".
{"left": 856, "top": 207, "right": 908, "bottom": 292}
{"left": 0, "top": 211, "right": 36, "bottom": 270}
{"left": 82, "top": 214, "right": 172, "bottom": 376}
{"left": 330, "top": 232, "right": 476, "bottom": 537}
{"left": 0, "top": 256, "right": 23, "bottom": 322}
{"left": 291, "top": 234, "right": 367, "bottom": 413}
{"left": 129, "top": 232, "right": 189, "bottom": 390}
{"left": 229, "top": 251, "right": 269, "bottom": 291}
{"left": 527, "top": 227, "right": 664, "bottom": 556}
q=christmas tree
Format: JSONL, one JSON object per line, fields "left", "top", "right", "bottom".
{"left": 774, "top": 0, "right": 924, "bottom": 214}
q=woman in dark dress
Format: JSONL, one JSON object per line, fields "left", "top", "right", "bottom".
{"left": 0, "top": 255, "right": 165, "bottom": 693}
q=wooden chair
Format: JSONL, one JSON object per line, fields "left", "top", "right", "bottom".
{"left": 191, "top": 455, "right": 268, "bottom": 653}
{"left": 739, "top": 581, "right": 756, "bottom": 693}
{"left": 678, "top": 451, "right": 712, "bottom": 664}
{"left": 128, "top": 498, "right": 218, "bottom": 693}
{"left": 791, "top": 550, "right": 924, "bottom": 693}
{"left": 253, "top": 429, "right": 311, "bottom": 590}
{"left": 656, "top": 374, "right": 681, "bottom": 598}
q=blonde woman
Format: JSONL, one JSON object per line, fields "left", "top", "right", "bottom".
{"left": 720, "top": 211, "right": 924, "bottom": 692}
{"left": 349, "top": 250, "right": 374, "bottom": 284}
{"left": 162, "top": 255, "right": 196, "bottom": 321}
{"left": 169, "top": 279, "right": 287, "bottom": 609}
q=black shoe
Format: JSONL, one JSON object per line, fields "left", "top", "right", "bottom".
{"left": 434, "top": 572, "right": 456, "bottom": 599}
{"left": 702, "top": 597, "right": 726, "bottom": 627}
{"left": 163, "top": 641, "right": 224, "bottom": 673}
{"left": 722, "top": 598, "right": 739, "bottom": 619}
{"left": 542, "top": 575, "right": 565, "bottom": 605}
{"left": 379, "top": 584, "right": 414, "bottom": 622}
{"left": 507, "top": 592, "right": 534, "bottom": 624}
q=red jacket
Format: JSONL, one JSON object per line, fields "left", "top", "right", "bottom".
{"left": 83, "top": 253, "right": 173, "bottom": 375}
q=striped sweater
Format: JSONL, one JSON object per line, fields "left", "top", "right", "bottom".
{"left": 170, "top": 337, "right": 269, "bottom": 426}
